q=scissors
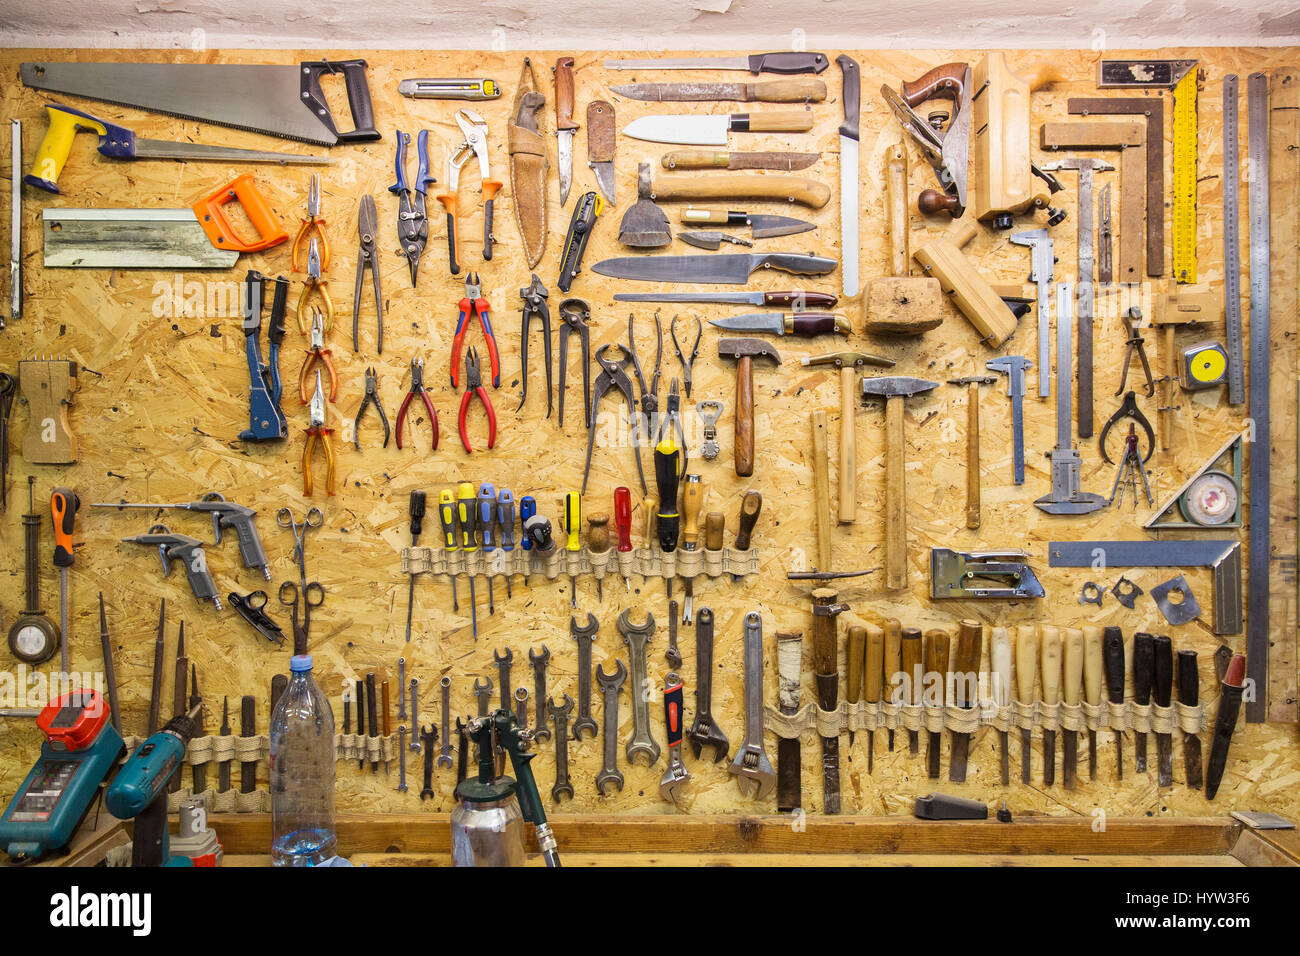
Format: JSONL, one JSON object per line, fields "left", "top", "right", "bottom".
{"left": 279, "top": 580, "right": 323, "bottom": 654}
{"left": 277, "top": 506, "right": 325, "bottom": 638}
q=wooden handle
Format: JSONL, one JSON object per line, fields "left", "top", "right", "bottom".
{"left": 885, "top": 619, "right": 903, "bottom": 704}
{"left": 810, "top": 588, "right": 840, "bottom": 678}
{"left": 681, "top": 479, "right": 703, "bottom": 548}
{"left": 847, "top": 625, "right": 866, "bottom": 705}
{"left": 885, "top": 142, "right": 909, "bottom": 277}
{"left": 587, "top": 513, "right": 610, "bottom": 554}
{"left": 838, "top": 365, "right": 856, "bottom": 524}
{"left": 924, "top": 630, "right": 951, "bottom": 705}
{"left": 1063, "top": 628, "right": 1083, "bottom": 706}
{"left": 735, "top": 356, "right": 755, "bottom": 476}
{"left": 639, "top": 495, "right": 656, "bottom": 547}
{"left": 554, "top": 57, "right": 577, "bottom": 130}
{"left": 651, "top": 173, "right": 831, "bottom": 209}
{"left": 918, "top": 188, "right": 962, "bottom": 217}
{"left": 990, "top": 627, "right": 1011, "bottom": 707}
{"left": 745, "top": 110, "right": 815, "bottom": 132}
{"left": 954, "top": 620, "right": 983, "bottom": 708}
{"left": 900, "top": 627, "right": 922, "bottom": 705}
{"left": 900, "top": 62, "right": 969, "bottom": 107}
{"left": 747, "top": 78, "right": 827, "bottom": 102}
{"left": 811, "top": 410, "right": 833, "bottom": 571}
{"left": 883, "top": 394, "right": 907, "bottom": 590}
{"left": 1040, "top": 625, "right": 1062, "bottom": 706}
{"left": 663, "top": 151, "right": 731, "bottom": 170}
{"left": 1083, "top": 625, "right": 1104, "bottom": 706}
{"left": 704, "top": 511, "right": 725, "bottom": 551}
{"left": 965, "top": 381, "right": 981, "bottom": 529}
{"left": 864, "top": 624, "right": 885, "bottom": 703}
{"left": 381, "top": 680, "right": 391, "bottom": 737}
{"left": 734, "top": 491, "right": 762, "bottom": 550}
{"left": 1015, "top": 625, "right": 1038, "bottom": 704}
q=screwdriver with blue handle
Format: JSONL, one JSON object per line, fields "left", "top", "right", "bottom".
{"left": 456, "top": 482, "right": 479, "bottom": 640}
{"left": 477, "top": 483, "right": 497, "bottom": 615}
{"left": 564, "top": 492, "right": 581, "bottom": 609}
{"left": 497, "top": 489, "right": 515, "bottom": 599}
{"left": 437, "top": 489, "right": 459, "bottom": 612}
{"left": 519, "top": 495, "right": 537, "bottom": 585}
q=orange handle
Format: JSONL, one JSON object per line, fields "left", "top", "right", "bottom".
{"left": 191, "top": 174, "right": 289, "bottom": 254}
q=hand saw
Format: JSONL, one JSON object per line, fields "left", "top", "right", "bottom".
{"left": 21, "top": 60, "right": 382, "bottom": 147}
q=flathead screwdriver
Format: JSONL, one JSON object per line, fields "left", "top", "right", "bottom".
{"left": 497, "top": 488, "right": 515, "bottom": 599}
{"left": 477, "top": 482, "right": 497, "bottom": 615}
{"left": 456, "top": 482, "right": 479, "bottom": 640}
{"left": 437, "top": 489, "right": 459, "bottom": 611}
{"left": 614, "top": 486, "right": 632, "bottom": 591}
{"left": 519, "top": 495, "right": 537, "bottom": 586}
{"left": 564, "top": 492, "right": 581, "bottom": 608}
{"left": 50, "top": 487, "right": 80, "bottom": 677}
{"left": 405, "top": 490, "right": 427, "bottom": 643}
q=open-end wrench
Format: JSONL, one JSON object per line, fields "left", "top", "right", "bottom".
{"left": 397, "top": 658, "right": 408, "bottom": 720}
{"left": 596, "top": 660, "right": 627, "bottom": 795}
{"left": 473, "top": 676, "right": 493, "bottom": 716}
{"left": 409, "top": 678, "right": 421, "bottom": 752}
{"left": 515, "top": 686, "right": 529, "bottom": 725}
{"left": 659, "top": 672, "right": 690, "bottom": 804}
{"left": 397, "top": 726, "right": 408, "bottom": 793}
{"left": 570, "top": 613, "right": 599, "bottom": 740}
{"left": 437, "top": 676, "right": 454, "bottom": 768}
{"left": 530, "top": 645, "right": 551, "bottom": 742}
{"left": 494, "top": 648, "right": 513, "bottom": 710}
{"left": 618, "top": 608, "right": 660, "bottom": 765}
{"left": 548, "top": 694, "right": 575, "bottom": 802}
{"left": 729, "top": 611, "right": 775, "bottom": 800}
{"left": 686, "top": 606, "right": 730, "bottom": 762}
{"left": 419, "top": 725, "right": 437, "bottom": 799}
{"left": 455, "top": 717, "right": 468, "bottom": 784}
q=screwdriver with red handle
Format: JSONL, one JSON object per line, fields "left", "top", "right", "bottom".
{"left": 50, "top": 487, "right": 80, "bottom": 676}
{"left": 614, "top": 486, "right": 632, "bottom": 591}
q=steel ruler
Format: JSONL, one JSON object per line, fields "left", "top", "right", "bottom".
{"left": 1172, "top": 69, "right": 1199, "bottom": 283}
{"left": 1223, "top": 76, "right": 1246, "bottom": 405}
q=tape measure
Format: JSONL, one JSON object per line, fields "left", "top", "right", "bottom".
{"left": 1179, "top": 340, "right": 1229, "bottom": 389}
{"left": 1171, "top": 68, "right": 1200, "bottom": 283}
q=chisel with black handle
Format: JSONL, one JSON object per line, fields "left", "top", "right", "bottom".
{"left": 1153, "top": 635, "right": 1174, "bottom": 787}
{"left": 239, "top": 695, "right": 257, "bottom": 793}
{"left": 811, "top": 589, "right": 844, "bottom": 813}
{"left": 1102, "top": 626, "right": 1126, "bottom": 779}
{"left": 1178, "top": 649, "right": 1203, "bottom": 789}
{"left": 990, "top": 627, "right": 1011, "bottom": 785}
{"left": 1132, "top": 633, "right": 1155, "bottom": 774}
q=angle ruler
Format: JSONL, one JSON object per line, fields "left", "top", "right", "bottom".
{"left": 1246, "top": 72, "right": 1270, "bottom": 723}
{"left": 1171, "top": 69, "right": 1200, "bottom": 283}
{"left": 1223, "top": 76, "right": 1246, "bottom": 405}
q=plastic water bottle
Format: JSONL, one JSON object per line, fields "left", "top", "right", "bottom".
{"left": 270, "top": 655, "right": 337, "bottom": 866}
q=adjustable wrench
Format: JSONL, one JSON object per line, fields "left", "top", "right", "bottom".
{"left": 514, "top": 686, "right": 529, "bottom": 725}
{"left": 618, "top": 608, "right": 660, "bottom": 765}
{"left": 729, "top": 611, "right": 775, "bottom": 800}
{"left": 686, "top": 606, "right": 730, "bottom": 762}
{"left": 409, "top": 678, "right": 421, "bottom": 752}
{"left": 397, "top": 726, "right": 408, "bottom": 793}
{"left": 494, "top": 647, "right": 513, "bottom": 710}
{"left": 437, "top": 676, "right": 454, "bottom": 768}
{"left": 529, "top": 645, "right": 551, "bottom": 742}
{"left": 659, "top": 672, "right": 690, "bottom": 804}
{"left": 473, "top": 676, "right": 493, "bottom": 716}
{"left": 596, "top": 660, "right": 627, "bottom": 794}
{"left": 548, "top": 694, "right": 575, "bottom": 802}
{"left": 419, "top": 725, "right": 437, "bottom": 799}
{"left": 570, "top": 613, "right": 599, "bottom": 740}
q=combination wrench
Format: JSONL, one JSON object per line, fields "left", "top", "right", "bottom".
{"left": 494, "top": 647, "right": 513, "bottom": 710}
{"left": 548, "top": 694, "right": 575, "bottom": 802}
{"left": 397, "top": 726, "right": 408, "bottom": 793}
{"left": 595, "top": 660, "right": 627, "bottom": 795}
{"left": 397, "top": 658, "right": 407, "bottom": 720}
{"left": 529, "top": 645, "right": 551, "bottom": 742}
{"left": 618, "top": 608, "right": 660, "bottom": 765}
{"left": 437, "top": 676, "right": 454, "bottom": 768}
{"left": 419, "top": 725, "right": 437, "bottom": 799}
{"left": 514, "top": 686, "right": 529, "bottom": 725}
{"left": 473, "top": 676, "right": 493, "bottom": 716}
{"left": 729, "top": 611, "right": 775, "bottom": 799}
{"left": 570, "top": 613, "right": 599, "bottom": 740}
{"left": 409, "top": 678, "right": 421, "bottom": 752}
{"left": 686, "top": 606, "right": 729, "bottom": 762}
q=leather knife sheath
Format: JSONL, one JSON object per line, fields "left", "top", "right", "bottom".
{"left": 509, "top": 58, "right": 549, "bottom": 269}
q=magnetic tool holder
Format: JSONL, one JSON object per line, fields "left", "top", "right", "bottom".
{"left": 402, "top": 544, "right": 762, "bottom": 584}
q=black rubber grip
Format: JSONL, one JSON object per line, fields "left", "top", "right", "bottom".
{"left": 1102, "top": 626, "right": 1125, "bottom": 704}
{"left": 445, "top": 212, "right": 459, "bottom": 275}
{"left": 746, "top": 52, "right": 830, "bottom": 75}
{"left": 302, "top": 60, "right": 382, "bottom": 144}
{"left": 483, "top": 200, "right": 495, "bottom": 261}
{"left": 1177, "top": 649, "right": 1199, "bottom": 706}
{"left": 1132, "top": 633, "right": 1156, "bottom": 705}
{"left": 1152, "top": 635, "right": 1173, "bottom": 708}
{"left": 409, "top": 490, "right": 427, "bottom": 538}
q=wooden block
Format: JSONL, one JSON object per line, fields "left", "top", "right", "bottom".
{"left": 863, "top": 277, "right": 944, "bottom": 334}
{"left": 17, "top": 359, "right": 78, "bottom": 464}
{"left": 885, "top": 141, "right": 909, "bottom": 276}
{"left": 973, "top": 53, "right": 1062, "bottom": 222}
{"left": 912, "top": 223, "right": 1019, "bottom": 347}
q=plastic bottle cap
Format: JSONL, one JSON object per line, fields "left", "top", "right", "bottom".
{"left": 290, "top": 654, "right": 313, "bottom": 673}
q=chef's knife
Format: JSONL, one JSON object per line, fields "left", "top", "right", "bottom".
{"left": 613, "top": 290, "right": 838, "bottom": 308}
{"left": 623, "top": 111, "right": 813, "bottom": 147}
{"left": 593, "top": 252, "right": 835, "bottom": 284}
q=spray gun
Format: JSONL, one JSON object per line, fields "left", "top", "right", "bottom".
{"left": 121, "top": 524, "right": 222, "bottom": 609}
{"left": 93, "top": 492, "right": 270, "bottom": 579}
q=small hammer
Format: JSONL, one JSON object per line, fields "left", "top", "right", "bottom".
{"left": 946, "top": 375, "right": 996, "bottom": 529}
{"left": 717, "top": 338, "right": 782, "bottom": 477}
{"left": 860, "top": 375, "right": 939, "bottom": 589}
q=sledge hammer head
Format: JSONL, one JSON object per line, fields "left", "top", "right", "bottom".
{"left": 718, "top": 338, "right": 782, "bottom": 478}
{"left": 859, "top": 375, "right": 940, "bottom": 404}
{"left": 717, "top": 337, "right": 782, "bottom": 368}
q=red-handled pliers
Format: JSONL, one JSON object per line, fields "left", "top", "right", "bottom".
{"left": 396, "top": 357, "right": 438, "bottom": 450}
{"left": 450, "top": 272, "right": 499, "bottom": 389}
{"left": 458, "top": 347, "right": 497, "bottom": 453}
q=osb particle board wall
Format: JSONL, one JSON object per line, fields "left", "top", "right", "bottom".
{"left": 1, "top": 46, "right": 1298, "bottom": 821}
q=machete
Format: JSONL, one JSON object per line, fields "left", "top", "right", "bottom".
{"left": 593, "top": 252, "right": 835, "bottom": 284}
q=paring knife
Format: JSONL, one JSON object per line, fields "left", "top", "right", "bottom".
{"left": 604, "top": 52, "right": 830, "bottom": 75}
{"left": 708, "top": 312, "right": 850, "bottom": 337}
{"left": 623, "top": 111, "right": 813, "bottom": 147}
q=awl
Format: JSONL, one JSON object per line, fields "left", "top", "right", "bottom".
{"left": 605, "top": 52, "right": 830, "bottom": 74}
{"left": 623, "top": 111, "right": 814, "bottom": 146}
{"left": 708, "top": 312, "right": 849, "bottom": 336}
{"left": 593, "top": 252, "right": 835, "bottom": 284}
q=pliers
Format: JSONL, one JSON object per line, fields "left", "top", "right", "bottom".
{"left": 303, "top": 370, "right": 336, "bottom": 497}
{"left": 1116, "top": 307, "right": 1155, "bottom": 398}
{"left": 627, "top": 310, "right": 662, "bottom": 453}
{"left": 353, "top": 366, "right": 390, "bottom": 451}
{"left": 295, "top": 237, "right": 334, "bottom": 334}
{"left": 517, "top": 274, "right": 552, "bottom": 417}
{"left": 458, "top": 347, "right": 498, "bottom": 453}
{"left": 670, "top": 314, "right": 702, "bottom": 398}
{"left": 292, "top": 173, "right": 330, "bottom": 273}
{"left": 658, "top": 378, "right": 688, "bottom": 477}
{"left": 389, "top": 129, "right": 433, "bottom": 287}
{"left": 396, "top": 357, "right": 438, "bottom": 451}
{"left": 298, "top": 308, "right": 338, "bottom": 405}
{"left": 352, "top": 194, "right": 383, "bottom": 354}
{"left": 450, "top": 272, "right": 499, "bottom": 389}
{"left": 582, "top": 343, "right": 647, "bottom": 495}
{"left": 436, "top": 109, "right": 503, "bottom": 274}
{"left": 558, "top": 297, "right": 592, "bottom": 429}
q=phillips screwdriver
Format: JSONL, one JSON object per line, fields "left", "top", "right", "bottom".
{"left": 586, "top": 512, "right": 609, "bottom": 601}
{"left": 437, "top": 489, "right": 460, "bottom": 611}
{"left": 519, "top": 494, "right": 537, "bottom": 585}
{"left": 477, "top": 482, "right": 497, "bottom": 615}
{"left": 614, "top": 486, "right": 632, "bottom": 591}
{"left": 497, "top": 488, "right": 515, "bottom": 599}
{"left": 50, "top": 486, "right": 80, "bottom": 677}
{"left": 654, "top": 434, "right": 682, "bottom": 598}
{"left": 456, "top": 481, "right": 479, "bottom": 640}
{"left": 405, "top": 490, "right": 427, "bottom": 643}
{"left": 563, "top": 492, "right": 581, "bottom": 608}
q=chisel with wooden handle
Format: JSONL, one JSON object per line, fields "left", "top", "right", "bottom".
{"left": 1040, "top": 625, "right": 1061, "bottom": 787}
{"left": 239, "top": 695, "right": 257, "bottom": 793}
{"left": 810, "top": 589, "right": 844, "bottom": 814}
{"left": 901, "top": 626, "right": 922, "bottom": 754}
{"left": 1103, "top": 626, "right": 1126, "bottom": 778}
{"left": 775, "top": 629, "right": 803, "bottom": 812}
{"left": 1178, "top": 649, "right": 1203, "bottom": 789}
{"left": 366, "top": 672, "right": 379, "bottom": 774}
{"left": 1153, "top": 635, "right": 1174, "bottom": 787}
{"left": 949, "top": 620, "right": 982, "bottom": 782}
{"left": 925, "top": 629, "right": 950, "bottom": 779}
{"left": 883, "top": 619, "right": 902, "bottom": 751}
{"left": 864, "top": 624, "right": 884, "bottom": 773}
{"left": 990, "top": 627, "right": 1011, "bottom": 785}
{"left": 846, "top": 624, "right": 865, "bottom": 748}
{"left": 1062, "top": 628, "right": 1083, "bottom": 791}
{"left": 1083, "top": 625, "right": 1104, "bottom": 781}
{"left": 1132, "top": 633, "right": 1155, "bottom": 773}
{"left": 1015, "top": 625, "right": 1038, "bottom": 783}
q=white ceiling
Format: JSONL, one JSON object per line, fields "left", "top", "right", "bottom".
{"left": 1, "top": 0, "right": 1298, "bottom": 49}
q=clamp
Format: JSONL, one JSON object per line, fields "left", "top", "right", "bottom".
{"left": 458, "top": 347, "right": 498, "bottom": 453}
{"left": 352, "top": 194, "right": 383, "bottom": 354}
{"left": 450, "top": 272, "right": 499, "bottom": 389}
{"left": 436, "top": 108, "right": 502, "bottom": 273}
{"left": 295, "top": 237, "right": 334, "bottom": 334}
{"left": 1099, "top": 390, "right": 1155, "bottom": 465}
{"left": 353, "top": 366, "right": 390, "bottom": 451}
{"left": 670, "top": 314, "right": 702, "bottom": 398}
{"left": 557, "top": 297, "right": 591, "bottom": 429}
{"left": 396, "top": 357, "right": 439, "bottom": 451}
{"left": 1116, "top": 306, "right": 1155, "bottom": 397}
{"left": 389, "top": 129, "right": 433, "bottom": 287}
{"left": 582, "top": 343, "right": 647, "bottom": 495}
{"left": 303, "top": 371, "right": 335, "bottom": 497}
{"left": 291, "top": 173, "right": 330, "bottom": 273}
{"left": 297, "top": 308, "right": 338, "bottom": 405}
{"left": 517, "top": 274, "right": 552, "bottom": 416}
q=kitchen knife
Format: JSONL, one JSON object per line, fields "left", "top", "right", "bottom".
{"left": 593, "top": 252, "right": 835, "bottom": 284}
{"left": 680, "top": 208, "right": 815, "bottom": 238}
{"left": 623, "top": 111, "right": 814, "bottom": 146}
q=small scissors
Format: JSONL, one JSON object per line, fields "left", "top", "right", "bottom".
{"left": 279, "top": 579, "right": 323, "bottom": 654}
{"left": 277, "top": 505, "right": 325, "bottom": 636}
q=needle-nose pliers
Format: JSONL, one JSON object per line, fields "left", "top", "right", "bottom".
{"left": 458, "top": 347, "right": 498, "bottom": 453}
{"left": 295, "top": 237, "right": 334, "bottom": 334}
{"left": 397, "top": 357, "right": 438, "bottom": 451}
{"left": 450, "top": 272, "right": 499, "bottom": 389}
{"left": 298, "top": 308, "right": 338, "bottom": 405}
{"left": 303, "top": 370, "right": 336, "bottom": 497}
{"left": 292, "top": 173, "right": 330, "bottom": 273}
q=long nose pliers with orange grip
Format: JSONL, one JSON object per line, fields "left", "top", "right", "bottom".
{"left": 396, "top": 357, "right": 439, "bottom": 451}
{"left": 291, "top": 173, "right": 330, "bottom": 273}
{"left": 450, "top": 272, "right": 500, "bottom": 389}
{"left": 295, "top": 236, "right": 335, "bottom": 334}
{"left": 436, "top": 109, "right": 502, "bottom": 274}
{"left": 458, "top": 347, "right": 497, "bottom": 453}
{"left": 298, "top": 308, "right": 338, "bottom": 404}
{"left": 303, "top": 370, "right": 336, "bottom": 497}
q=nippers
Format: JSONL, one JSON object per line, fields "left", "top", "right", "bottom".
{"left": 517, "top": 274, "right": 552, "bottom": 417}
{"left": 450, "top": 272, "right": 499, "bottom": 389}
{"left": 458, "top": 347, "right": 498, "bottom": 453}
{"left": 390, "top": 129, "right": 433, "bottom": 286}
{"left": 582, "top": 343, "right": 647, "bottom": 495}
{"left": 353, "top": 366, "right": 390, "bottom": 451}
{"left": 352, "top": 194, "right": 383, "bottom": 354}
{"left": 396, "top": 357, "right": 439, "bottom": 451}
{"left": 436, "top": 108, "right": 502, "bottom": 274}
{"left": 558, "top": 297, "right": 591, "bottom": 429}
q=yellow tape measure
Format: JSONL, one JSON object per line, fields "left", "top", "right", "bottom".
{"left": 1171, "top": 69, "right": 1200, "bottom": 283}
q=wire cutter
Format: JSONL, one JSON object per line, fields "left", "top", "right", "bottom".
{"left": 303, "top": 371, "right": 335, "bottom": 497}
{"left": 292, "top": 173, "right": 330, "bottom": 273}
{"left": 450, "top": 272, "right": 499, "bottom": 389}
{"left": 659, "top": 378, "right": 688, "bottom": 477}
{"left": 670, "top": 314, "right": 702, "bottom": 398}
{"left": 295, "top": 237, "right": 334, "bottom": 334}
{"left": 458, "top": 347, "right": 498, "bottom": 453}
{"left": 397, "top": 357, "right": 438, "bottom": 451}
{"left": 353, "top": 366, "right": 390, "bottom": 451}
{"left": 298, "top": 308, "right": 338, "bottom": 405}
{"left": 558, "top": 297, "right": 591, "bottom": 429}
{"left": 390, "top": 129, "right": 433, "bottom": 287}
{"left": 627, "top": 310, "right": 662, "bottom": 453}
{"left": 352, "top": 194, "right": 383, "bottom": 354}
{"left": 582, "top": 343, "right": 647, "bottom": 495}
{"left": 436, "top": 109, "right": 503, "bottom": 274}
{"left": 517, "top": 274, "right": 552, "bottom": 416}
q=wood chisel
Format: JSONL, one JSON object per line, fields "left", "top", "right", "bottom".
{"left": 1102, "top": 626, "right": 1126, "bottom": 778}
{"left": 846, "top": 625, "right": 865, "bottom": 748}
{"left": 1040, "top": 625, "right": 1061, "bottom": 786}
{"left": 355, "top": 678, "right": 366, "bottom": 769}
{"left": 1015, "top": 625, "right": 1038, "bottom": 783}
{"left": 239, "top": 695, "right": 257, "bottom": 793}
{"left": 1178, "top": 649, "right": 1204, "bottom": 789}
{"left": 1061, "top": 628, "right": 1083, "bottom": 790}
{"left": 900, "top": 625, "right": 921, "bottom": 754}
{"left": 949, "top": 620, "right": 982, "bottom": 782}
{"left": 218, "top": 696, "right": 231, "bottom": 793}
{"left": 366, "top": 672, "right": 379, "bottom": 773}
{"left": 1132, "top": 633, "right": 1156, "bottom": 773}
{"left": 148, "top": 599, "right": 166, "bottom": 735}
{"left": 925, "top": 629, "right": 950, "bottom": 779}
{"left": 1153, "top": 635, "right": 1174, "bottom": 787}
{"left": 1082, "top": 625, "right": 1104, "bottom": 781}
{"left": 864, "top": 624, "right": 884, "bottom": 772}
{"left": 990, "top": 627, "right": 1011, "bottom": 785}
{"left": 883, "top": 619, "right": 902, "bottom": 752}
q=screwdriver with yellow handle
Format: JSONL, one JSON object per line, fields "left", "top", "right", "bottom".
{"left": 654, "top": 434, "right": 682, "bottom": 599}
{"left": 455, "top": 482, "right": 479, "bottom": 640}
{"left": 437, "top": 489, "right": 460, "bottom": 612}
{"left": 50, "top": 487, "right": 80, "bottom": 676}
{"left": 563, "top": 493, "right": 582, "bottom": 609}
